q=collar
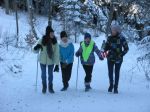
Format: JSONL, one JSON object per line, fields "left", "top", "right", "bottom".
{"left": 60, "top": 39, "right": 72, "bottom": 48}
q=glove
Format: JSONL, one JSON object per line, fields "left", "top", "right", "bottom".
{"left": 54, "top": 65, "right": 59, "bottom": 72}
{"left": 99, "top": 52, "right": 104, "bottom": 60}
{"left": 100, "top": 52, "right": 105, "bottom": 58}
{"left": 62, "top": 63, "right": 68, "bottom": 68}
{"left": 34, "top": 44, "right": 43, "bottom": 51}
{"left": 75, "top": 52, "right": 80, "bottom": 57}
{"left": 99, "top": 56, "right": 104, "bottom": 60}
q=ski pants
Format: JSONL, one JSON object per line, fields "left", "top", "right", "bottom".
{"left": 82, "top": 65, "right": 94, "bottom": 85}
{"left": 60, "top": 62, "right": 73, "bottom": 88}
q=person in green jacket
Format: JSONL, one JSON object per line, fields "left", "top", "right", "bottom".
{"left": 33, "top": 26, "right": 60, "bottom": 94}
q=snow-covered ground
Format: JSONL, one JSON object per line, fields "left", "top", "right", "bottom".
{"left": 0, "top": 8, "right": 150, "bottom": 112}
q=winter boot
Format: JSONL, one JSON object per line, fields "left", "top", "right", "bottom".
{"left": 108, "top": 84, "right": 114, "bottom": 92}
{"left": 42, "top": 83, "right": 47, "bottom": 94}
{"left": 85, "top": 84, "right": 92, "bottom": 92}
{"left": 114, "top": 85, "right": 118, "bottom": 94}
{"left": 49, "top": 84, "right": 55, "bottom": 94}
{"left": 60, "top": 87, "right": 68, "bottom": 91}
{"left": 61, "top": 82, "right": 69, "bottom": 91}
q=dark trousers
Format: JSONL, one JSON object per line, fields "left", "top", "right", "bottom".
{"left": 60, "top": 62, "right": 73, "bottom": 88}
{"left": 40, "top": 64, "right": 54, "bottom": 86}
{"left": 107, "top": 61, "right": 122, "bottom": 88}
{"left": 83, "top": 65, "right": 94, "bottom": 84}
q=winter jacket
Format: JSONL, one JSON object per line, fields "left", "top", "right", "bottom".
{"left": 104, "top": 34, "right": 129, "bottom": 63}
{"left": 76, "top": 40, "right": 103, "bottom": 65}
{"left": 33, "top": 38, "right": 60, "bottom": 65}
{"left": 59, "top": 40, "right": 74, "bottom": 64}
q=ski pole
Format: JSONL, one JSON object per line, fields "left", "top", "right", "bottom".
{"left": 35, "top": 53, "right": 39, "bottom": 91}
{"left": 76, "top": 57, "right": 80, "bottom": 90}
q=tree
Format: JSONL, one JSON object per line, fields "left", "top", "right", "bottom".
{"left": 27, "top": 0, "right": 38, "bottom": 40}
{"left": 48, "top": 0, "right": 53, "bottom": 26}
{"left": 14, "top": 0, "right": 19, "bottom": 47}
{"left": 4, "top": 0, "right": 9, "bottom": 14}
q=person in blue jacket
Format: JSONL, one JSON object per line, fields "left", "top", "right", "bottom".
{"left": 59, "top": 31, "right": 74, "bottom": 91}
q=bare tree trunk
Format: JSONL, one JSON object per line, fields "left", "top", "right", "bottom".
{"left": 35, "top": 0, "right": 39, "bottom": 14}
{"left": 106, "top": 3, "right": 114, "bottom": 38}
{"left": 14, "top": 0, "right": 19, "bottom": 47}
{"left": 4, "top": 0, "right": 9, "bottom": 14}
{"left": 48, "top": 0, "right": 53, "bottom": 26}
{"left": 27, "top": 0, "right": 38, "bottom": 40}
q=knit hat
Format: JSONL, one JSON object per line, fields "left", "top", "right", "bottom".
{"left": 60, "top": 31, "right": 68, "bottom": 39}
{"left": 111, "top": 24, "right": 122, "bottom": 34}
{"left": 84, "top": 33, "right": 91, "bottom": 39}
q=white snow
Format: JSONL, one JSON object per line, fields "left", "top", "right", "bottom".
{"left": 0, "top": 8, "right": 150, "bottom": 112}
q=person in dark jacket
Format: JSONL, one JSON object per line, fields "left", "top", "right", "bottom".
{"left": 104, "top": 24, "right": 129, "bottom": 94}
{"left": 59, "top": 31, "right": 74, "bottom": 91}
{"left": 33, "top": 26, "right": 60, "bottom": 94}
{"left": 76, "top": 33, "right": 103, "bottom": 92}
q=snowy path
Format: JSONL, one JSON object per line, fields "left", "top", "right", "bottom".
{"left": 0, "top": 37, "right": 150, "bottom": 112}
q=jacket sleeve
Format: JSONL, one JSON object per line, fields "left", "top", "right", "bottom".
{"left": 121, "top": 37, "right": 129, "bottom": 56}
{"left": 75, "top": 42, "right": 83, "bottom": 57}
{"left": 104, "top": 37, "right": 111, "bottom": 52}
{"left": 66, "top": 43, "right": 74, "bottom": 63}
{"left": 53, "top": 43, "right": 60, "bottom": 65}
{"left": 32, "top": 39, "right": 42, "bottom": 53}
{"left": 93, "top": 43, "right": 103, "bottom": 60}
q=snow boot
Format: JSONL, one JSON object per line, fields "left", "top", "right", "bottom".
{"left": 85, "top": 85, "right": 92, "bottom": 92}
{"left": 49, "top": 84, "right": 55, "bottom": 94}
{"left": 61, "top": 82, "right": 69, "bottom": 91}
{"left": 42, "top": 83, "right": 47, "bottom": 94}
{"left": 114, "top": 85, "right": 118, "bottom": 94}
{"left": 60, "top": 87, "right": 68, "bottom": 91}
{"left": 108, "top": 84, "right": 113, "bottom": 92}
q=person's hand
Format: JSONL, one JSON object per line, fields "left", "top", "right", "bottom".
{"left": 75, "top": 52, "right": 80, "bottom": 57}
{"left": 103, "top": 51, "right": 109, "bottom": 58}
{"left": 34, "top": 44, "right": 43, "bottom": 51}
{"left": 54, "top": 65, "right": 59, "bottom": 72}
{"left": 98, "top": 52, "right": 103, "bottom": 60}
{"left": 100, "top": 52, "right": 105, "bottom": 59}
{"left": 100, "top": 56, "right": 104, "bottom": 60}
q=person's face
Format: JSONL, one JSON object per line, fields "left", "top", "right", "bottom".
{"left": 61, "top": 37, "right": 68, "bottom": 43}
{"left": 84, "top": 38, "right": 91, "bottom": 44}
{"left": 111, "top": 29, "right": 118, "bottom": 36}
{"left": 50, "top": 32, "right": 54, "bottom": 38}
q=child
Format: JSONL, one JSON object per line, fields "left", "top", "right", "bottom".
{"left": 59, "top": 31, "right": 74, "bottom": 91}
{"left": 76, "top": 33, "right": 103, "bottom": 92}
